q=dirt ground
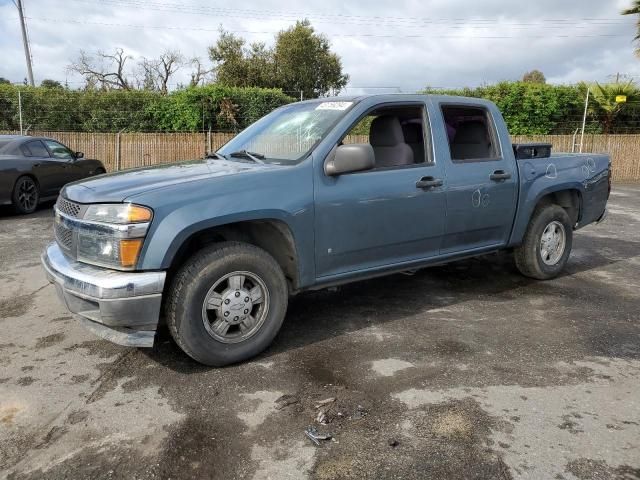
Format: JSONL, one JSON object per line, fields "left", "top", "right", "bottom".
{"left": 1, "top": 185, "right": 639, "bottom": 480}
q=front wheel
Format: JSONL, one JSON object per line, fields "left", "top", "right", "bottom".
{"left": 514, "top": 204, "right": 573, "bottom": 280}
{"left": 166, "top": 242, "right": 288, "bottom": 366}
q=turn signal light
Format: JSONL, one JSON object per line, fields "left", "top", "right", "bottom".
{"left": 126, "top": 205, "right": 153, "bottom": 223}
{"left": 120, "top": 239, "right": 144, "bottom": 268}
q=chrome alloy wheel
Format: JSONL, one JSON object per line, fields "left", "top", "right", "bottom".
{"left": 540, "top": 220, "right": 566, "bottom": 266}
{"left": 201, "top": 271, "right": 270, "bottom": 344}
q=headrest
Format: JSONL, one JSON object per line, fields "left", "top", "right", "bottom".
{"left": 453, "top": 121, "right": 489, "bottom": 144}
{"left": 370, "top": 116, "right": 405, "bottom": 147}
{"left": 402, "top": 123, "right": 422, "bottom": 143}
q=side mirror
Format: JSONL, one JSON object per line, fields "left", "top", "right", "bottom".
{"left": 75, "top": 151, "right": 84, "bottom": 159}
{"left": 324, "top": 144, "right": 375, "bottom": 176}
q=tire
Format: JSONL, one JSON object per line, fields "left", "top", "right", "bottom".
{"left": 12, "top": 176, "right": 39, "bottom": 214}
{"left": 166, "top": 241, "right": 288, "bottom": 366}
{"left": 95, "top": 168, "right": 106, "bottom": 175}
{"left": 514, "top": 204, "right": 573, "bottom": 280}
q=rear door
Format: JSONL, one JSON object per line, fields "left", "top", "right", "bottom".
{"left": 19, "top": 140, "right": 58, "bottom": 196}
{"left": 437, "top": 103, "right": 517, "bottom": 254}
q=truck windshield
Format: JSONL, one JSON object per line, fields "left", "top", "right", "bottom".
{"left": 217, "top": 101, "right": 354, "bottom": 164}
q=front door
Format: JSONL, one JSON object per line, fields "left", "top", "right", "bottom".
{"left": 314, "top": 103, "right": 446, "bottom": 279}
{"left": 43, "top": 139, "right": 84, "bottom": 187}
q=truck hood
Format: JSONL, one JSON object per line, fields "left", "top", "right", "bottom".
{"left": 62, "top": 159, "right": 268, "bottom": 203}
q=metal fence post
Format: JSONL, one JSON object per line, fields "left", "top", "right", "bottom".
{"left": 115, "top": 128, "right": 125, "bottom": 171}
{"left": 579, "top": 87, "right": 590, "bottom": 153}
{"left": 18, "top": 90, "right": 23, "bottom": 135}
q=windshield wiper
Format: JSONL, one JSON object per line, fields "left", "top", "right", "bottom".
{"left": 205, "top": 151, "right": 226, "bottom": 160}
{"left": 228, "top": 150, "right": 265, "bottom": 164}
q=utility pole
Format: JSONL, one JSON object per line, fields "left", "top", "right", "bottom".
{"left": 14, "top": 0, "right": 35, "bottom": 86}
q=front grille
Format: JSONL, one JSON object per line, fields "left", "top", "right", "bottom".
{"left": 54, "top": 221, "right": 73, "bottom": 251}
{"left": 56, "top": 197, "right": 81, "bottom": 218}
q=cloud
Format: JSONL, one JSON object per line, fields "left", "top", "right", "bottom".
{"left": 0, "top": 0, "right": 638, "bottom": 90}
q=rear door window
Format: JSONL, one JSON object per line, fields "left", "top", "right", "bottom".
{"left": 441, "top": 105, "right": 501, "bottom": 162}
{"left": 21, "top": 140, "right": 51, "bottom": 158}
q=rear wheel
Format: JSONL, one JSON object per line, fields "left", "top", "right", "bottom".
{"left": 166, "top": 242, "right": 288, "bottom": 366}
{"left": 12, "top": 176, "right": 39, "bottom": 214}
{"left": 514, "top": 204, "right": 573, "bottom": 280}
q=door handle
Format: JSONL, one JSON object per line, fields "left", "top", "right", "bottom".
{"left": 490, "top": 170, "right": 511, "bottom": 181}
{"left": 416, "top": 176, "right": 444, "bottom": 189}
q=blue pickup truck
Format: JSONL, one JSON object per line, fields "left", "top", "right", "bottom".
{"left": 42, "top": 95, "right": 611, "bottom": 366}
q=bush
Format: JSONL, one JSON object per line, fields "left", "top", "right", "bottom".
{"left": 424, "top": 81, "right": 639, "bottom": 135}
{"left": 0, "top": 84, "right": 294, "bottom": 133}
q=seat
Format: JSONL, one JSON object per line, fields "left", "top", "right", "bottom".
{"left": 369, "top": 116, "right": 414, "bottom": 168}
{"left": 450, "top": 121, "right": 492, "bottom": 160}
{"left": 401, "top": 122, "right": 425, "bottom": 163}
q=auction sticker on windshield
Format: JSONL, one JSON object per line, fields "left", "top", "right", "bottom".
{"left": 315, "top": 102, "right": 353, "bottom": 110}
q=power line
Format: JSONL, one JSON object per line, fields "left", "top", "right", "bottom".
{"left": 24, "top": 17, "right": 631, "bottom": 39}
{"left": 67, "top": 0, "right": 635, "bottom": 28}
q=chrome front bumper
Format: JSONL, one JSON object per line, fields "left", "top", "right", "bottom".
{"left": 41, "top": 242, "right": 166, "bottom": 347}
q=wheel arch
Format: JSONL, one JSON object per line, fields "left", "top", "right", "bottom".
{"left": 14, "top": 172, "right": 41, "bottom": 190}
{"left": 533, "top": 188, "right": 583, "bottom": 226}
{"left": 510, "top": 185, "right": 583, "bottom": 246}
{"left": 164, "top": 218, "right": 300, "bottom": 293}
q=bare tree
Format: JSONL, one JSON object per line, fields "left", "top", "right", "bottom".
{"left": 69, "top": 48, "right": 133, "bottom": 90}
{"left": 189, "top": 57, "right": 213, "bottom": 87}
{"left": 139, "top": 50, "right": 184, "bottom": 94}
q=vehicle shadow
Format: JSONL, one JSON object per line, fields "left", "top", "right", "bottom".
{"left": 0, "top": 200, "right": 55, "bottom": 219}
{"left": 145, "top": 233, "right": 640, "bottom": 372}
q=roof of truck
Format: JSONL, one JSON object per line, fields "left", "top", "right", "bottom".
{"left": 298, "top": 93, "right": 494, "bottom": 106}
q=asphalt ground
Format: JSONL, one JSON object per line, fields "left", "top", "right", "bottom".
{"left": 1, "top": 185, "right": 639, "bottom": 480}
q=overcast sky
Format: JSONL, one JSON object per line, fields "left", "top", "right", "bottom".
{"left": 1, "top": 0, "right": 639, "bottom": 93}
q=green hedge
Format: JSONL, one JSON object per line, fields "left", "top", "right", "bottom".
{"left": 423, "top": 81, "right": 639, "bottom": 135}
{"left": 1, "top": 81, "right": 638, "bottom": 135}
{"left": 0, "top": 84, "right": 294, "bottom": 132}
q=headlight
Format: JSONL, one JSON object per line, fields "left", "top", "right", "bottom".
{"left": 84, "top": 204, "right": 152, "bottom": 224}
{"left": 74, "top": 203, "right": 152, "bottom": 270}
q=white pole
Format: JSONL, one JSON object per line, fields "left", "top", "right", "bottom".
{"left": 18, "top": 90, "right": 23, "bottom": 135}
{"left": 579, "top": 87, "right": 589, "bottom": 153}
{"left": 300, "top": 90, "right": 303, "bottom": 102}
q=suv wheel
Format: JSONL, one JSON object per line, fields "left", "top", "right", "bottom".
{"left": 166, "top": 242, "right": 288, "bottom": 366}
{"left": 514, "top": 204, "right": 573, "bottom": 280}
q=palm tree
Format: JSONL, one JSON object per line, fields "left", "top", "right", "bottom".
{"left": 589, "top": 81, "right": 636, "bottom": 133}
{"left": 622, "top": 1, "right": 640, "bottom": 56}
